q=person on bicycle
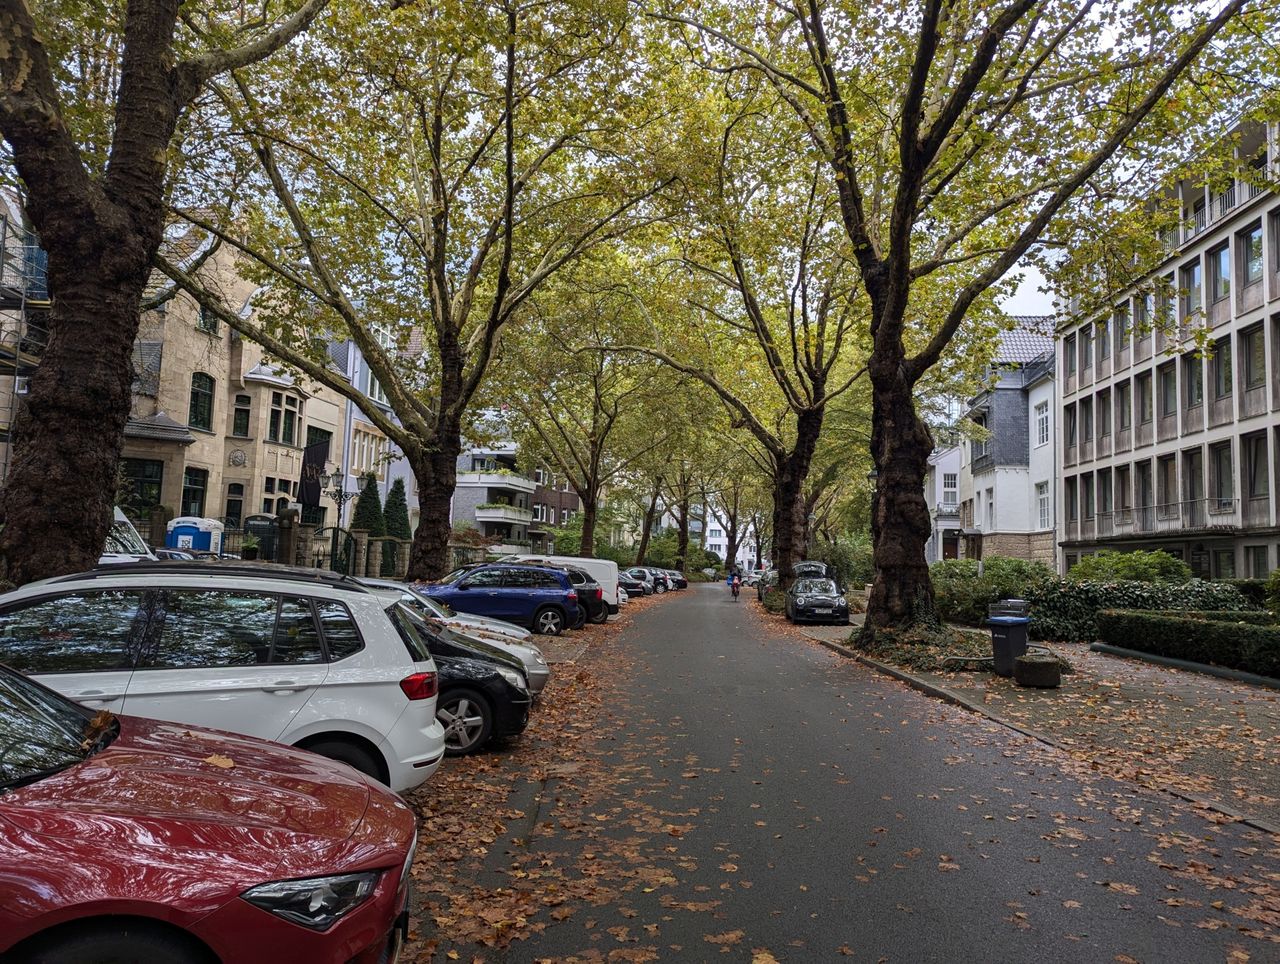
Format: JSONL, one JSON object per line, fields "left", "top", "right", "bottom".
{"left": 730, "top": 571, "right": 741, "bottom": 599}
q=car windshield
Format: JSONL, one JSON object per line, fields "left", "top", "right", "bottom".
{"left": 0, "top": 668, "right": 114, "bottom": 792}
{"left": 437, "top": 567, "right": 474, "bottom": 586}
{"left": 385, "top": 602, "right": 436, "bottom": 663}
{"left": 795, "top": 578, "right": 837, "bottom": 594}
{"left": 103, "top": 520, "right": 149, "bottom": 555}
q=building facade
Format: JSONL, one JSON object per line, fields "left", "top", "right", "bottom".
{"left": 956, "top": 318, "right": 1058, "bottom": 565}
{"left": 924, "top": 444, "right": 961, "bottom": 563}
{"left": 1058, "top": 122, "right": 1279, "bottom": 578}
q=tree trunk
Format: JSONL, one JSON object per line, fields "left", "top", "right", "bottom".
{"left": 769, "top": 410, "right": 823, "bottom": 588}
{"left": 634, "top": 483, "right": 660, "bottom": 565}
{"left": 863, "top": 372, "right": 937, "bottom": 633}
{"left": 0, "top": 262, "right": 150, "bottom": 586}
{"left": 406, "top": 442, "right": 460, "bottom": 580}
{"left": 675, "top": 496, "right": 689, "bottom": 570}
{"left": 578, "top": 495, "right": 598, "bottom": 557}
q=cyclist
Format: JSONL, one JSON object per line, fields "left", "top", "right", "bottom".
{"left": 730, "top": 571, "right": 741, "bottom": 601}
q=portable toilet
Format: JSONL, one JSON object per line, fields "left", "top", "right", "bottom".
{"left": 166, "top": 516, "right": 224, "bottom": 555}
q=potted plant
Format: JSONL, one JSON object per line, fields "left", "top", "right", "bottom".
{"left": 241, "top": 535, "right": 260, "bottom": 560}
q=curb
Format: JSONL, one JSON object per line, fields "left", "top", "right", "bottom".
{"left": 806, "top": 631, "right": 1280, "bottom": 838}
{"left": 1090, "top": 642, "right": 1280, "bottom": 692}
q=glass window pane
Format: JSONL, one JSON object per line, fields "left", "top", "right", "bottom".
{"left": 316, "top": 601, "right": 363, "bottom": 660}
{"left": 273, "top": 598, "right": 323, "bottom": 664}
{"left": 147, "top": 591, "right": 278, "bottom": 668}
{"left": 0, "top": 591, "right": 146, "bottom": 673}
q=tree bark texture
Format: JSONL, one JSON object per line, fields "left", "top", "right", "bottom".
{"left": 406, "top": 443, "right": 460, "bottom": 581}
{"left": 634, "top": 483, "right": 660, "bottom": 565}
{"left": 864, "top": 372, "right": 937, "bottom": 630}
{"left": 577, "top": 494, "right": 598, "bottom": 557}
{"left": 769, "top": 409, "right": 823, "bottom": 588}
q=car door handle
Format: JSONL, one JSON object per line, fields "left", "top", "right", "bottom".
{"left": 71, "top": 689, "right": 123, "bottom": 704}
{"left": 262, "top": 681, "right": 304, "bottom": 694}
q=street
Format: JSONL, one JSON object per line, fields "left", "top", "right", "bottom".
{"left": 411, "top": 585, "right": 1279, "bottom": 961}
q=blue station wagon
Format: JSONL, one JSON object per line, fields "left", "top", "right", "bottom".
{"left": 421, "top": 564, "right": 580, "bottom": 636}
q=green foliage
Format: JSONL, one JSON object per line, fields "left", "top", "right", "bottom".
{"left": 762, "top": 588, "right": 786, "bottom": 614}
{"left": 384, "top": 479, "right": 412, "bottom": 540}
{"left": 1218, "top": 578, "right": 1270, "bottom": 608}
{"left": 1067, "top": 549, "right": 1190, "bottom": 583}
{"left": 811, "top": 533, "right": 874, "bottom": 590}
{"left": 351, "top": 474, "right": 386, "bottom": 537}
{"left": 1096, "top": 610, "right": 1280, "bottom": 679}
{"left": 1269, "top": 569, "right": 1280, "bottom": 614}
{"left": 929, "top": 557, "right": 1055, "bottom": 626}
{"left": 1028, "top": 581, "right": 1255, "bottom": 643}
{"left": 1178, "top": 610, "right": 1279, "bottom": 625}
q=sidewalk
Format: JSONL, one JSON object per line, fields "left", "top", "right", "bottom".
{"left": 802, "top": 621, "right": 1280, "bottom": 832}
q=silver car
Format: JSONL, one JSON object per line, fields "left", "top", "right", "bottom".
{"left": 361, "top": 579, "right": 551, "bottom": 696}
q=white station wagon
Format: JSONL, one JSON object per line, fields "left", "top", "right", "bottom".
{"left": 0, "top": 563, "right": 446, "bottom": 794}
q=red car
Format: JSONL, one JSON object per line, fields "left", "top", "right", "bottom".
{"left": 0, "top": 665, "right": 416, "bottom": 964}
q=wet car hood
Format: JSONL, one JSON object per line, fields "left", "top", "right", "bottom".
{"left": 1, "top": 717, "right": 372, "bottom": 859}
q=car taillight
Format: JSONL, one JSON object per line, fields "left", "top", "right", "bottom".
{"left": 399, "top": 672, "right": 438, "bottom": 700}
{"left": 567, "top": 589, "right": 578, "bottom": 601}
{"left": 594, "top": 588, "right": 602, "bottom": 600}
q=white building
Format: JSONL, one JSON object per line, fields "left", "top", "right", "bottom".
{"left": 924, "top": 444, "right": 960, "bottom": 562}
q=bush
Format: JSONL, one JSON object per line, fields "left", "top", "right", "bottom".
{"left": 1219, "top": 578, "right": 1270, "bottom": 608}
{"left": 351, "top": 473, "right": 386, "bottom": 536}
{"left": 1068, "top": 549, "right": 1190, "bottom": 583}
{"left": 811, "top": 534, "right": 875, "bottom": 589}
{"left": 1270, "top": 569, "right": 1280, "bottom": 614}
{"left": 762, "top": 588, "right": 787, "bottom": 614}
{"left": 1184, "top": 610, "right": 1279, "bottom": 625}
{"left": 1096, "top": 609, "right": 1280, "bottom": 678}
{"left": 1027, "top": 580, "right": 1255, "bottom": 643}
{"left": 930, "top": 556, "right": 1055, "bottom": 626}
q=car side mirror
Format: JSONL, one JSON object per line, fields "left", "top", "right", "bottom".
{"left": 456, "top": 583, "right": 470, "bottom": 590}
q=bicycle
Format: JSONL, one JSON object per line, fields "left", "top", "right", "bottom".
{"left": 731, "top": 580, "right": 740, "bottom": 601}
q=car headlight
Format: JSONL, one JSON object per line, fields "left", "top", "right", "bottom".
{"left": 532, "top": 652, "right": 547, "bottom": 665}
{"left": 498, "top": 667, "right": 528, "bottom": 692}
{"left": 242, "top": 871, "right": 380, "bottom": 931}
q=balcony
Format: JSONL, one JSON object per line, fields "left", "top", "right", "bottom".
{"left": 475, "top": 503, "right": 534, "bottom": 524}
{"left": 1104, "top": 499, "right": 1240, "bottom": 537}
{"left": 935, "top": 501, "right": 959, "bottom": 520}
{"left": 456, "top": 470, "right": 537, "bottom": 494}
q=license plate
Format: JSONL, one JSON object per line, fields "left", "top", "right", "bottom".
{"left": 814, "top": 607, "right": 832, "bottom": 614}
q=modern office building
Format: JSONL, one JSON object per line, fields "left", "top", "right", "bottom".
{"left": 1057, "top": 121, "right": 1278, "bottom": 578}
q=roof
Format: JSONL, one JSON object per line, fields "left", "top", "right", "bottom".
{"left": 124, "top": 411, "right": 195, "bottom": 445}
{"left": 996, "top": 315, "right": 1055, "bottom": 364}
{"left": 131, "top": 340, "right": 163, "bottom": 397}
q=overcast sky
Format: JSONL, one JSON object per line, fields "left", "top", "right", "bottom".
{"left": 999, "top": 263, "right": 1055, "bottom": 316}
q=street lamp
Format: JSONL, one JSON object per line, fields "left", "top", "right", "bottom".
{"left": 321, "top": 468, "right": 354, "bottom": 573}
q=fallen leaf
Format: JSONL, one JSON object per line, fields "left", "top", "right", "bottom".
{"left": 704, "top": 931, "right": 744, "bottom": 946}
{"left": 203, "top": 754, "right": 235, "bottom": 769}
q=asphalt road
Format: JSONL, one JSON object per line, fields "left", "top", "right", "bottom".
{"left": 452, "top": 584, "right": 1279, "bottom": 961}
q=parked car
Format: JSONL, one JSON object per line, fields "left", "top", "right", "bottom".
{"left": 395, "top": 583, "right": 535, "bottom": 644}
{"left": 623, "top": 568, "right": 654, "bottom": 595}
{"left": 393, "top": 603, "right": 532, "bottom": 756}
{"left": 785, "top": 577, "right": 851, "bottom": 625}
{"left": 664, "top": 569, "right": 689, "bottom": 590}
{"left": 756, "top": 569, "right": 779, "bottom": 601}
{"left": 0, "top": 664, "right": 416, "bottom": 964}
{"left": 153, "top": 548, "right": 196, "bottom": 561}
{"left": 617, "top": 585, "right": 629, "bottom": 606}
{"left": 562, "top": 566, "right": 608, "bottom": 626}
{"left": 641, "top": 568, "right": 672, "bottom": 593}
{"left": 0, "top": 562, "right": 447, "bottom": 793}
{"left": 422, "top": 563, "right": 580, "bottom": 636}
{"left": 793, "top": 560, "right": 834, "bottom": 581}
{"left": 744, "top": 568, "right": 767, "bottom": 587}
{"left": 499, "top": 553, "right": 621, "bottom": 614}
{"left": 363, "top": 579, "right": 551, "bottom": 697}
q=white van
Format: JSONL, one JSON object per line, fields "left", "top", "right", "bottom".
{"left": 99, "top": 507, "right": 158, "bottom": 564}
{"left": 499, "top": 553, "right": 621, "bottom": 613}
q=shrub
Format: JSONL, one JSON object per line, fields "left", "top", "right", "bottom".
{"left": 1068, "top": 549, "right": 1190, "bottom": 583}
{"left": 762, "top": 589, "right": 787, "bottom": 614}
{"left": 812, "top": 534, "right": 875, "bottom": 589}
{"left": 930, "top": 556, "right": 1055, "bottom": 626}
{"left": 1027, "top": 580, "right": 1255, "bottom": 643}
{"left": 1096, "top": 609, "right": 1280, "bottom": 678}
{"left": 1270, "top": 569, "right": 1280, "bottom": 614}
{"left": 1181, "top": 609, "right": 1279, "bottom": 625}
{"left": 351, "top": 473, "right": 386, "bottom": 536}
{"left": 1218, "top": 579, "right": 1269, "bottom": 608}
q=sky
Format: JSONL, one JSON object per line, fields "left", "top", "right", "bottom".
{"left": 999, "top": 263, "right": 1055, "bottom": 316}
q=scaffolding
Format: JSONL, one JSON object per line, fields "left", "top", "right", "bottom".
{"left": 0, "top": 213, "right": 50, "bottom": 481}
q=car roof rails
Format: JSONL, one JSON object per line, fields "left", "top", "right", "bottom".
{"left": 43, "top": 561, "right": 372, "bottom": 592}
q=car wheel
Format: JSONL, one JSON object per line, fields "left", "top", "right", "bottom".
{"left": 438, "top": 688, "right": 494, "bottom": 756}
{"left": 654, "top": 583, "right": 666, "bottom": 594}
{"left": 17, "top": 922, "right": 212, "bottom": 964}
{"left": 572, "top": 607, "right": 587, "bottom": 630}
{"left": 303, "top": 739, "right": 385, "bottom": 784}
{"left": 589, "top": 605, "right": 609, "bottom": 624}
{"left": 534, "top": 606, "right": 566, "bottom": 635}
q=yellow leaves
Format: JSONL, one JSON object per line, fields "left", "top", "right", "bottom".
{"left": 1105, "top": 882, "right": 1140, "bottom": 896}
{"left": 751, "top": 951, "right": 780, "bottom": 964}
{"left": 202, "top": 753, "right": 235, "bottom": 768}
{"left": 938, "top": 855, "right": 960, "bottom": 872}
{"left": 704, "top": 930, "right": 744, "bottom": 946}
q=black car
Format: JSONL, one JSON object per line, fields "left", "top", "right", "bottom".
{"left": 617, "top": 572, "right": 647, "bottom": 597}
{"left": 664, "top": 569, "right": 689, "bottom": 590}
{"left": 642, "top": 568, "right": 673, "bottom": 593}
{"left": 785, "top": 577, "right": 850, "bottom": 625}
{"left": 756, "top": 569, "right": 778, "bottom": 601}
{"left": 393, "top": 605, "right": 532, "bottom": 756}
{"left": 561, "top": 566, "right": 608, "bottom": 626}
{"left": 624, "top": 568, "right": 655, "bottom": 595}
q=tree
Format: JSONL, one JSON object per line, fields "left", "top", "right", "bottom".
{"left": 0, "top": 0, "right": 328, "bottom": 584}
{"left": 384, "top": 478, "right": 412, "bottom": 540}
{"left": 162, "top": 0, "right": 672, "bottom": 580}
{"left": 351, "top": 473, "right": 387, "bottom": 537}
{"left": 657, "top": 0, "right": 1270, "bottom": 635}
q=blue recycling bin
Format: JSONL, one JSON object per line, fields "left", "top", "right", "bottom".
{"left": 166, "top": 516, "right": 224, "bottom": 555}
{"left": 988, "top": 599, "right": 1030, "bottom": 677}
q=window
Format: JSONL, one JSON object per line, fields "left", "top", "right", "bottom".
{"left": 1081, "top": 475, "right": 1095, "bottom": 519}
{"left": 181, "top": 467, "right": 208, "bottom": 516}
{"left": 120, "top": 458, "right": 163, "bottom": 509}
{"left": 232, "top": 394, "right": 251, "bottom": 437}
{"left": 268, "top": 392, "right": 300, "bottom": 445}
{"left": 1034, "top": 402, "right": 1049, "bottom": 447}
{"left": 1136, "top": 372, "right": 1153, "bottom": 423}
{"left": 305, "top": 425, "right": 332, "bottom": 459}
{"left": 1183, "top": 354, "right": 1203, "bottom": 407}
{"left": 1213, "top": 337, "right": 1233, "bottom": 398}
{"left": 1158, "top": 363, "right": 1177, "bottom": 417}
{"left": 561, "top": 508, "right": 570, "bottom": 524}
{"left": 1181, "top": 259, "right": 1203, "bottom": 316}
{"left": 1157, "top": 455, "right": 1177, "bottom": 508}
{"left": 1208, "top": 244, "right": 1229, "bottom": 302}
{"left": 1065, "top": 477, "right": 1079, "bottom": 521}
{"left": 1098, "top": 318, "right": 1110, "bottom": 359}
{"left": 709, "top": 528, "right": 722, "bottom": 539}
{"left": 1064, "top": 334, "right": 1077, "bottom": 375}
{"left": 188, "top": 372, "right": 214, "bottom": 431}
{"left": 1244, "top": 433, "right": 1269, "bottom": 499}
{"left": 1242, "top": 325, "right": 1265, "bottom": 390}
{"left": 534, "top": 468, "right": 546, "bottom": 484}
{"left": 354, "top": 429, "right": 388, "bottom": 476}
{"left": 1210, "top": 441, "right": 1234, "bottom": 507}
{"left": 145, "top": 591, "right": 322, "bottom": 669}
{"left": 197, "top": 304, "right": 219, "bottom": 335}
{"left": 1036, "top": 482, "right": 1050, "bottom": 529}
{"left": 1241, "top": 223, "right": 1263, "bottom": 286}
{"left": 316, "top": 601, "right": 362, "bottom": 659}
{"left": 1213, "top": 550, "right": 1236, "bottom": 579}
{"left": 1097, "top": 391, "right": 1111, "bottom": 437}
{"left": 1079, "top": 326, "right": 1092, "bottom": 369}
{"left": 985, "top": 489, "right": 994, "bottom": 528}
{"left": 1117, "top": 381, "right": 1132, "bottom": 429}
{"left": 1080, "top": 398, "right": 1093, "bottom": 441}
{"left": 1116, "top": 465, "right": 1132, "bottom": 514}
{"left": 1246, "top": 546, "right": 1271, "bottom": 578}
{"left": 460, "top": 568, "right": 505, "bottom": 589}
{"left": 225, "top": 483, "right": 244, "bottom": 529}
{"left": 1135, "top": 292, "right": 1152, "bottom": 333}
{"left": 1184, "top": 448, "right": 1204, "bottom": 502}
{"left": 1064, "top": 404, "right": 1077, "bottom": 446}
{"left": 942, "top": 472, "right": 958, "bottom": 504}
{"left": 301, "top": 506, "right": 327, "bottom": 527}
{"left": 1098, "top": 468, "right": 1113, "bottom": 515}
{"left": 0, "top": 590, "right": 146, "bottom": 673}
{"left": 1115, "top": 303, "right": 1131, "bottom": 349}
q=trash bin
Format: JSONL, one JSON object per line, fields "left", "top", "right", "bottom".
{"left": 988, "top": 599, "right": 1030, "bottom": 677}
{"left": 166, "top": 516, "right": 224, "bottom": 555}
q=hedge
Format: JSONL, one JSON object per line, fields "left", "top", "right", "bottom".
{"left": 1218, "top": 578, "right": 1269, "bottom": 608}
{"left": 762, "top": 589, "right": 787, "bottom": 614}
{"left": 1026, "top": 579, "right": 1255, "bottom": 643}
{"left": 1096, "top": 609, "right": 1280, "bottom": 679}
{"left": 1068, "top": 549, "right": 1190, "bottom": 583}
{"left": 930, "top": 557, "right": 1055, "bottom": 626}
{"left": 1181, "top": 610, "right": 1278, "bottom": 626}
